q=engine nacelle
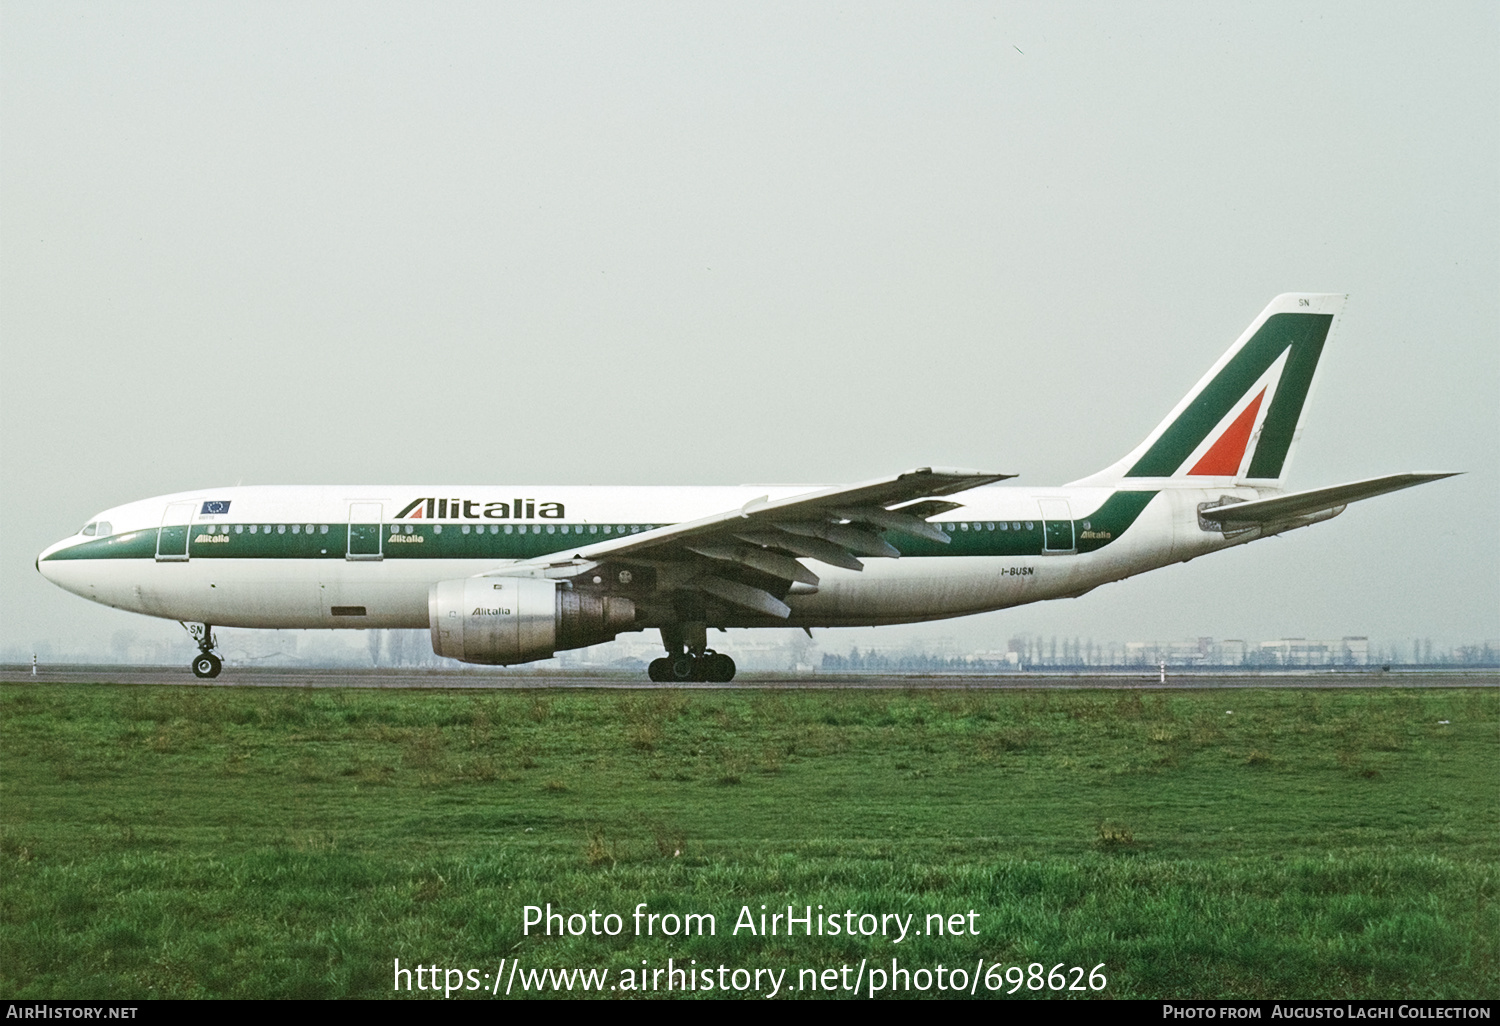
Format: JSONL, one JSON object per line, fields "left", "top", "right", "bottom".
{"left": 428, "top": 577, "right": 636, "bottom": 665}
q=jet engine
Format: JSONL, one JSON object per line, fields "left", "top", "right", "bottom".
{"left": 428, "top": 577, "right": 637, "bottom": 665}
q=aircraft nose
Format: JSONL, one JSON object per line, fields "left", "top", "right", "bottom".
{"left": 36, "top": 537, "right": 73, "bottom": 582}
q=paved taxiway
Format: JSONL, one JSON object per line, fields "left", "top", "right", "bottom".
{"left": 2, "top": 665, "right": 1495, "bottom": 690}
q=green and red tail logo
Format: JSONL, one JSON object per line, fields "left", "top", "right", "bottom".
{"left": 1076, "top": 294, "right": 1343, "bottom": 486}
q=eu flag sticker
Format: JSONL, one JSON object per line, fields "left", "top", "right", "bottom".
{"left": 201, "top": 500, "right": 232, "bottom": 515}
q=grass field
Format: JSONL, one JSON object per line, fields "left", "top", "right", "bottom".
{"left": 1, "top": 681, "right": 1495, "bottom": 999}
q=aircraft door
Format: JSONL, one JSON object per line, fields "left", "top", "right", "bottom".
{"left": 347, "top": 503, "right": 384, "bottom": 561}
{"left": 155, "top": 502, "right": 194, "bottom": 562}
{"left": 1038, "top": 499, "right": 1076, "bottom": 555}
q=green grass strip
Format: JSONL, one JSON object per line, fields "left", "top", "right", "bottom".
{"left": 2, "top": 683, "right": 1495, "bottom": 998}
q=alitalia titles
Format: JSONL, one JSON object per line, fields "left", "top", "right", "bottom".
{"left": 396, "top": 498, "right": 565, "bottom": 521}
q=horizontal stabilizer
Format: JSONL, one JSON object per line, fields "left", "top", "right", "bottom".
{"left": 1198, "top": 473, "right": 1458, "bottom": 526}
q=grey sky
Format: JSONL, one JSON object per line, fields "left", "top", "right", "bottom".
{"left": 2, "top": 2, "right": 1496, "bottom": 658}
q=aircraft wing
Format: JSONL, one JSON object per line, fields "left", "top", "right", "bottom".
{"left": 485, "top": 467, "right": 1013, "bottom": 619}
{"left": 1198, "top": 473, "right": 1458, "bottom": 528}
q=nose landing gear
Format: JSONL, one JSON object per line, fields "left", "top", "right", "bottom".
{"left": 180, "top": 621, "right": 222, "bottom": 679}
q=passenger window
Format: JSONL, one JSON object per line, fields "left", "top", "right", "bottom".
{"left": 589, "top": 525, "right": 597, "bottom": 534}
{"left": 404, "top": 525, "right": 414, "bottom": 534}
{"left": 1082, "top": 520, "right": 1092, "bottom": 530}
{"left": 1025, "top": 521, "right": 1034, "bottom": 530}
{"left": 604, "top": 526, "right": 612, "bottom": 534}
{"left": 250, "top": 525, "right": 258, "bottom": 534}
{"left": 504, "top": 525, "right": 513, "bottom": 534}
{"left": 461, "top": 525, "right": 471, "bottom": 535}
{"left": 986, "top": 523, "right": 994, "bottom": 531}
{"left": 1011, "top": 522, "right": 1021, "bottom": 531}
{"left": 291, "top": 525, "right": 300, "bottom": 534}
{"left": 320, "top": 525, "right": 328, "bottom": 534}
{"left": 945, "top": 524, "right": 955, "bottom": 533}
{"left": 999, "top": 522, "right": 1008, "bottom": 531}
{"left": 234, "top": 525, "right": 243, "bottom": 534}
{"left": 546, "top": 525, "right": 555, "bottom": 534}
{"left": 960, "top": 523, "right": 969, "bottom": 531}
{"left": 532, "top": 525, "right": 541, "bottom": 534}
{"left": 277, "top": 525, "right": 286, "bottom": 534}
{"left": 390, "top": 525, "right": 400, "bottom": 534}
{"left": 434, "top": 525, "right": 443, "bottom": 534}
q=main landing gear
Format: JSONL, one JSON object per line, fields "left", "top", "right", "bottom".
{"left": 181, "top": 621, "right": 222, "bottom": 679}
{"left": 648, "top": 623, "right": 736, "bottom": 683}
{"left": 648, "top": 650, "right": 736, "bottom": 683}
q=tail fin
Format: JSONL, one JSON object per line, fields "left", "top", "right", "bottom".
{"left": 1072, "top": 293, "right": 1344, "bottom": 488}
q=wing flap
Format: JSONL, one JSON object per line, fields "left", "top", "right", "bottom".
{"left": 733, "top": 530, "right": 865, "bottom": 572}
{"left": 691, "top": 575, "right": 792, "bottom": 619}
{"left": 887, "top": 499, "right": 965, "bottom": 521}
{"left": 684, "top": 541, "right": 820, "bottom": 586}
{"left": 770, "top": 521, "right": 901, "bottom": 558}
{"left": 832, "top": 507, "right": 951, "bottom": 544}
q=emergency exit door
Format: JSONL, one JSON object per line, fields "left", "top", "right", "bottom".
{"left": 347, "top": 503, "right": 384, "bottom": 561}
{"left": 155, "top": 502, "right": 194, "bottom": 561}
{"left": 1038, "top": 499, "right": 1075, "bottom": 554}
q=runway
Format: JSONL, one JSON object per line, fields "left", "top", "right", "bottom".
{"left": 3, "top": 664, "right": 1496, "bottom": 690}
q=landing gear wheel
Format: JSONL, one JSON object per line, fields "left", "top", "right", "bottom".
{"left": 192, "top": 653, "right": 222, "bottom": 679}
{"left": 648, "top": 658, "right": 671, "bottom": 682}
{"left": 706, "top": 652, "right": 736, "bottom": 683}
{"left": 670, "top": 655, "right": 696, "bottom": 681}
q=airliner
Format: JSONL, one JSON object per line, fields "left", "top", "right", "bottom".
{"left": 37, "top": 294, "right": 1453, "bottom": 682}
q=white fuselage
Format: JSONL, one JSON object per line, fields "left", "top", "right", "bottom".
{"left": 37, "top": 483, "right": 1258, "bottom": 633}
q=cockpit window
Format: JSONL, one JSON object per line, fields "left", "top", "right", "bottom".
{"left": 81, "top": 522, "right": 96, "bottom": 536}
{"left": 96, "top": 522, "right": 112, "bottom": 537}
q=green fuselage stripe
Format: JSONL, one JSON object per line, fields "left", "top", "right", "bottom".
{"left": 44, "top": 493, "right": 1159, "bottom": 563}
